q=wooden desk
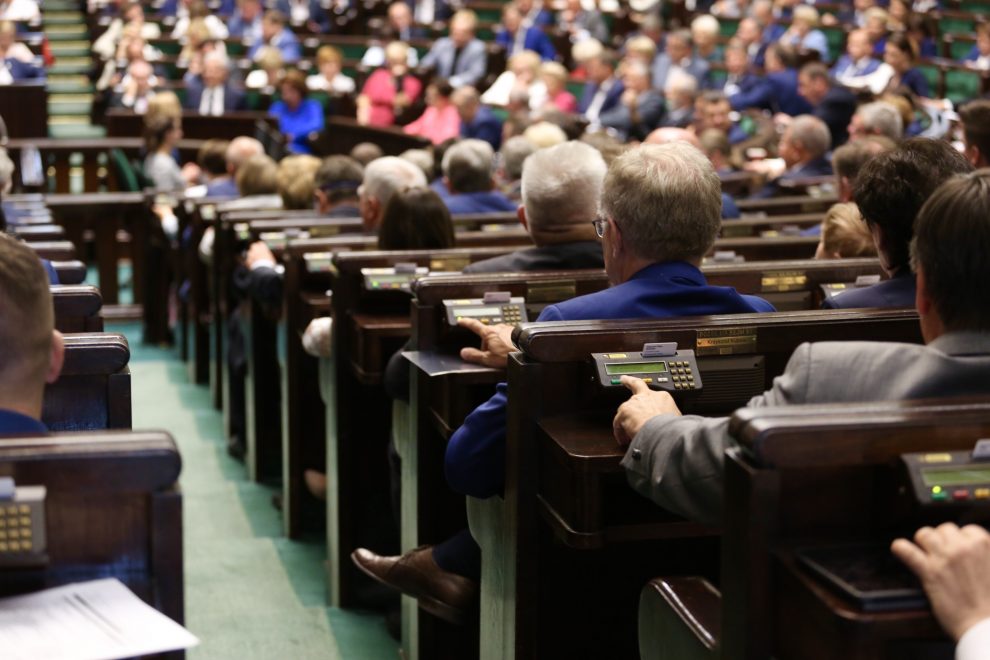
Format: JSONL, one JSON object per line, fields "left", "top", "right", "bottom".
{"left": 52, "top": 285, "right": 103, "bottom": 333}
{"left": 0, "top": 430, "right": 184, "bottom": 659}
{"left": 105, "top": 109, "right": 280, "bottom": 143}
{"left": 43, "top": 333, "right": 131, "bottom": 432}
{"left": 474, "top": 309, "right": 924, "bottom": 659}
{"left": 0, "top": 82, "right": 48, "bottom": 138}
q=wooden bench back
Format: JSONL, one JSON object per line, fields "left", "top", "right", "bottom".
{"left": 42, "top": 333, "right": 131, "bottom": 432}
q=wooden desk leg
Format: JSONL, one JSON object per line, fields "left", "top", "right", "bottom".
{"left": 96, "top": 218, "right": 120, "bottom": 305}
{"left": 468, "top": 496, "right": 514, "bottom": 660}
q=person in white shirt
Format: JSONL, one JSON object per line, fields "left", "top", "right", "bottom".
{"left": 892, "top": 523, "right": 990, "bottom": 660}
{"left": 0, "top": 0, "right": 39, "bottom": 23}
{"left": 481, "top": 49, "right": 546, "bottom": 109}
{"left": 0, "top": 19, "right": 33, "bottom": 62}
{"left": 305, "top": 45, "right": 356, "bottom": 93}
{"left": 171, "top": 0, "right": 229, "bottom": 39}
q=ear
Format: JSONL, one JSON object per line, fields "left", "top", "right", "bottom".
{"left": 314, "top": 188, "right": 328, "bottom": 213}
{"left": 443, "top": 176, "right": 452, "bottom": 194}
{"left": 46, "top": 330, "right": 65, "bottom": 385}
{"left": 516, "top": 205, "right": 528, "bottom": 231}
{"left": 915, "top": 266, "right": 933, "bottom": 316}
{"left": 607, "top": 217, "right": 623, "bottom": 258}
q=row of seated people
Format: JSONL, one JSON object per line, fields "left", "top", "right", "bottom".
{"left": 140, "top": 100, "right": 990, "bottom": 654}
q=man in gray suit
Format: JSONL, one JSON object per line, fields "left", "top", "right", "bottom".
{"left": 613, "top": 167, "right": 990, "bottom": 527}
{"left": 419, "top": 9, "right": 488, "bottom": 89}
{"left": 651, "top": 29, "right": 710, "bottom": 93}
{"left": 599, "top": 61, "right": 665, "bottom": 141}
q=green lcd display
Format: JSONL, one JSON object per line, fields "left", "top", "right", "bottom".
{"left": 921, "top": 467, "right": 990, "bottom": 487}
{"left": 605, "top": 361, "right": 668, "bottom": 375}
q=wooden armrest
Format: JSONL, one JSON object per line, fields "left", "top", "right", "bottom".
{"left": 639, "top": 577, "right": 721, "bottom": 660}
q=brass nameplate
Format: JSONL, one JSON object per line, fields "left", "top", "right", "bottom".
{"left": 720, "top": 224, "right": 752, "bottom": 238}
{"left": 304, "top": 252, "right": 336, "bottom": 274}
{"left": 696, "top": 328, "right": 758, "bottom": 356}
{"left": 431, "top": 256, "right": 470, "bottom": 272}
{"left": 309, "top": 225, "right": 342, "bottom": 237}
{"left": 761, "top": 270, "right": 808, "bottom": 292}
{"left": 527, "top": 280, "right": 577, "bottom": 303}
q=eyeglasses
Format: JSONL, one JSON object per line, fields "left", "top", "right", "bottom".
{"left": 592, "top": 216, "right": 608, "bottom": 238}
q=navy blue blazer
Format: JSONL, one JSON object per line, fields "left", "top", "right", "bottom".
{"left": 444, "top": 261, "right": 776, "bottom": 498}
{"left": 3, "top": 57, "right": 44, "bottom": 81}
{"left": 722, "top": 192, "right": 740, "bottom": 219}
{"left": 766, "top": 69, "right": 814, "bottom": 116}
{"left": 0, "top": 409, "right": 46, "bottom": 435}
{"left": 578, "top": 78, "right": 624, "bottom": 115}
{"left": 814, "top": 85, "right": 857, "bottom": 147}
{"left": 750, "top": 155, "right": 834, "bottom": 199}
{"left": 42, "top": 259, "right": 59, "bottom": 284}
{"left": 206, "top": 177, "right": 239, "bottom": 197}
{"left": 275, "top": 0, "right": 331, "bottom": 32}
{"left": 898, "top": 68, "right": 931, "bottom": 98}
{"left": 495, "top": 26, "right": 556, "bottom": 61}
{"left": 822, "top": 270, "right": 916, "bottom": 310}
{"left": 460, "top": 106, "right": 503, "bottom": 150}
{"left": 441, "top": 189, "right": 517, "bottom": 214}
{"left": 182, "top": 79, "right": 246, "bottom": 113}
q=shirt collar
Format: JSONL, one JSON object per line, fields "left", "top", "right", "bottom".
{"left": 0, "top": 409, "right": 47, "bottom": 436}
{"left": 929, "top": 332, "right": 990, "bottom": 357}
{"left": 629, "top": 261, "right": 705, "bottom": 286}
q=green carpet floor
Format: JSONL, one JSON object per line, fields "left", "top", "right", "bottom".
{"left": 110, "top": 322, "right": 397, "bottom": 659}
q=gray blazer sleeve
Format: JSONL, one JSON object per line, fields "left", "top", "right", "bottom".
{"left": 450, "top": 41, "right": 488, "bottom": 88}
{"left": 621, "top": 343, "right": 814, "bottom": 526}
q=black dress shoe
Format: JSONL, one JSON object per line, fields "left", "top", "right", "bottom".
{"left": 351, "top": 546, "right": 478, "bottom": 625}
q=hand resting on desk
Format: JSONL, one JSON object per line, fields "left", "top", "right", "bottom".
{"left": 612, "top": 376, "right": 682, "bottom": 447}
{"left": 892, "top": 523, "right": 990, "bottom": 644}
{"left": 458, "top": 318, "right": 517, "bottom": 369}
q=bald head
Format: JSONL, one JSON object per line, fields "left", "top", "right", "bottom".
{"left": 226, "top": 137, "right": 264, "bottom": 174}
{"left": 645, "top": 126, "right": 702, "bottom": 149}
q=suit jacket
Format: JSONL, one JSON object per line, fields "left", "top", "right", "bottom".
{"left": 227, "top": 13, "right": 261, "bottom": 39}
{"left": 247, "top": 28, "right": 301, "bottom": 62}
{"left": 275, "top": 0, "right": 331, "bottom": 32}
{"left": 651, "top": 52, "right": 710, "bottom": 91}
{"left": 205, "top": 177, "right": 239, "bottom": 197}
{"left": 831, "top": 55, "right": 881, "bottom": 79}
{"left": 495, "top": 26, "right": 557, "bottom": 61}
{"left": 420, "top": 37, "right": 488, "bottom": 89}
{"left": 444, "top": 261, "right": 776, "bottom": 498}
{"left": 183, "top": 79, "right": 246, "bottom": 113}
{"left": 598, "top": 90, "right": 665, "bottom": 141}
{"left": 750, "top": 155, "right": 833, "bottom": 199}
{"left": 821, "top": 269, "right": 916, "bottom": 310}
{"left": 460, "top": 105, "right": 502, "bottom": 149}
{"left": 463, "top": 241, "right": 604, "bottom": 273}
{"left": 578, "top": 77, "right": 624, "bottom": 116}
{"left": 814, "top": 85, "right": 858, "bottom": 146}
{"left": 766, "top": 69, "right": 814, "bottom": 116}
{"left": 0, "top": 408, "right": 46, "bottom": 436}
{"left": 622, "top": 331, "right": 990, "bottom": 526}
{"left": 3, "top": 57, "right": 44, "bottom": 81}
{"left": 441, "top": 189, "right": 517, "bottom": 214}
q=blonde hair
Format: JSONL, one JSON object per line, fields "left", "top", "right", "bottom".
{"left": 276, "top": 154, "right": 321, "bottom": 209}
{"left": 315, "top": 45, "right": 343, "bottom": 67}
{"left": 572, "top": 38, "right": 603, "bottom": 63}
{"left": 145, "top": 91, "right": 182, "bottom": 127}
{"left": 793, "top": 5, "right": 820, "bottom": 27}
{"left": 385, "top": 41, "right": 410, "bottom": 64}
{"left": 522, "top": 121, "right": 568, "bottom": 149}
{"left": 236, "top": 154, "right": 278, "bottom": 195}
{"left": 625, "top": 35, "right": 658, "bottom": 60}
{"left": 820, "top": 203, "right": 877, "bottom": 258}
{"left": 255, "top": 45, "right": 284, "bottom": 71}
{"left": 539, "top": 61, "right": 569, "bottom": 86}
{"left": 508, "top": 50, "right": 542, "bottom": 76}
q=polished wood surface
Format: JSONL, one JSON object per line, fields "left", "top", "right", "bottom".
{"left": 52, "top": 284, "right": 103, "bottom": 333}
{"left": 43, "top": 333, "right": 131, "bottom": 432}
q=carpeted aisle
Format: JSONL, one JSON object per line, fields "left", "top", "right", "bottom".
{"left": 112, "top": 322, "right": 397, "bottom": 659}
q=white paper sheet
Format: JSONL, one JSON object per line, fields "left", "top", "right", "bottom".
{"left": 0, "top": 578, "right": 199, "bottom": 660}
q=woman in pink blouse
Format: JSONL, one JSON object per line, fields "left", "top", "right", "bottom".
{"left": 540, "top": 61, "right": 578, "bottom": 114}
{"left": 357, "top": 41, "right": 423, "bottom": 127}
{"left": 404, "top": 79, "right": 461, "bottom": 144}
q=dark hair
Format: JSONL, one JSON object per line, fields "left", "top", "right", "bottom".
{"left": 433, "top": 137, "right": 459, "bottom": 180}
{"left": 377, "top": 188, "right": 455, "bottom": 250}
{"left": 430, "top": 78, "right": 454, "bottom": 98}
{"left": 198, "top": 139, "right": 229, "bottom": 176}
{"left": 280, "top": 69, "right": 308, "bottom": 98}
{"left": 768, "top": 42, "right": 799, "bottom": 69}
{"left": 959, "top": 100, "right": 990, "bottom": 164}
{"left": 911, "top": 170, "right": 990, "bottom": 331}
{"left": 314, "top": 155, "right": 363, "bottom": 204}
{"left": 886, "top": 31, "right": 918, "bottom": 61}
{"left": 854, "top": 137, "right": 973, "bottom": 272}
{"left": 799, "top": 61, "right": 830, "bottom": 82}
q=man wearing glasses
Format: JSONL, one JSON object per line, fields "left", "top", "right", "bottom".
{"left": 352, "top": 141, "right": 775, "bottom": 624}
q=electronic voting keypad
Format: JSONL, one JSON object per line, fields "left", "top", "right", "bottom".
{"left": 591, "top": 343, "right": 702, "bottom": 392}
{"left": 903, "top": 439, "right": 990, "bottom": 508}
{"left": 444, "top": 291, "right": 528, "bottom": 326}
{"left": 362, "top": 263, "right": 429, "bottom": 292}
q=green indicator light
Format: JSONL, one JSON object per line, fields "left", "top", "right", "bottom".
{"left": 611, "top": 378, "right": 621, "bottom": 385}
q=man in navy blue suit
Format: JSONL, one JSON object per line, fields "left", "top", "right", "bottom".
{"left": 351, "top": 142, "right": 776, "bottom": 623}
{"left": 438, "top": 139, "right": 516, "bottom": 214}
{"left": 578, "top": 49, "right": 624, "bottom": 128}
{"left": 0, "top": 233, "right": 64, "bottom": 436}
{"left": 182, "top": 53, "right": 246, "bottom": 115}
{"left": 751, "top": 115, "right": 834, "bottom": 198}
{"left": 453, "top": 86, "right": 503, "bottom": 150}
{"left": 1, "top": 54, "right": 44, "bottom": 82}
{"left": 797, "top": 62, "right": 858, "bottom": 147}
{"left": 823, "top": 138, "right": 972, "bottom": 310}
{"left": 206, "top": 136, "right": 264, "bottom": 197}
{"left": 495, "top": 3, "right": 556, "bottom": 61}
